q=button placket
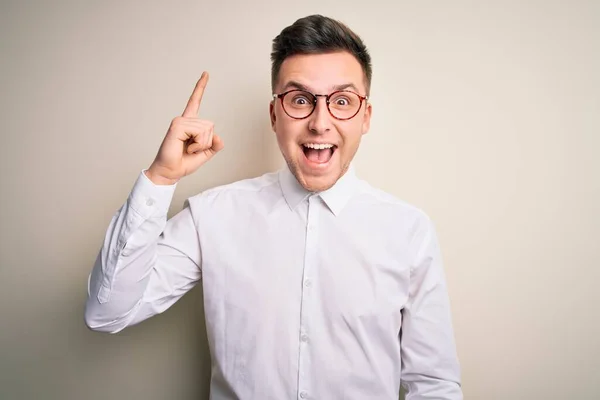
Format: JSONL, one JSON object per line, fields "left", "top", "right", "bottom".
{"left": 297, "top": 195, "right": 319, "bottom": 399}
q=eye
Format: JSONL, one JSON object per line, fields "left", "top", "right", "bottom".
{"left": 334, "top": 97, "right": 350, "bottom": 106}
{"left": 290, "top": 94, "right": 312, "bottom": 106}
{"left": 330, "top": 93, "right": 354, "bottom": 107}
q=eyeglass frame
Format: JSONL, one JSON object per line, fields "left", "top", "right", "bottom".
{"left": 272, "top": 89, "right": 369, "bottom": 121}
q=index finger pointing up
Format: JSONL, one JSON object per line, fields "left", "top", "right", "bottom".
{"left": 182, "top": 72, "right": 209, "bottom": 117}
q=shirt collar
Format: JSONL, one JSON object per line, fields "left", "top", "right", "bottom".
{"left": 278, "top": 164, "right": 360, "bottom": 216}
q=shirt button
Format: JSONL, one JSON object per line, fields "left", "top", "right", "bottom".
{"left": 304, "top": 279, "right": 312, "bottom": 288}
{"left": 300, "top": 391, "right": 308, "bottom": 399}
{"left": 146, "top": 198, "right": 155, "bottom": 206}
{"left": 301, "top": 334, "right": 309, "bottom": 343}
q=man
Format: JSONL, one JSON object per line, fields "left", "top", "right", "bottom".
{"left": 85, "top": 14, "right": 462, "bottom": 400}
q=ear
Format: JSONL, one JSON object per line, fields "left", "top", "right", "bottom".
{"left": 269, "top": 101, "right": 277, "bottom": 132}
{"left": 361, "top": 102, "right": 372, "bottom": 135}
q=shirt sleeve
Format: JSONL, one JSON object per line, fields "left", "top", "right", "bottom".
{"left": 84, "top": 170, "right": 202, "bottom": 333}
{"left": 400, "top": 216, "right": 463, "bottom": 399}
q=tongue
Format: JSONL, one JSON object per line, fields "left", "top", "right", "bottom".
{"left": 306, "top": 148, "right": 333, "bottom": 163}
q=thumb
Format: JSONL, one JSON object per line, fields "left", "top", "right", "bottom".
{"left": 186, "top": 134, "right": 225, "bottom": 171}
{"left": 211, "top": 134, "right": 225, "bottom": 153}
{"left": 186, "top": 133, "right": 224, "bottom": 155}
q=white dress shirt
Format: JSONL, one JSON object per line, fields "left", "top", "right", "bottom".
{"left": 85, "top": 165, "right": 462, "bottom": 400}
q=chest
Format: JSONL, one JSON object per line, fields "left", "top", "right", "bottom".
{"left": 199, "top": 206, "right": 412, "bottom": 320}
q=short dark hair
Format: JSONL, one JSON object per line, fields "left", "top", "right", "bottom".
{"left": 270, "top": 15, "right": 372, "bottom": 94}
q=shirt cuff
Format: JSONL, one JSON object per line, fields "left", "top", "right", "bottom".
{"left": 127, "top": 169, "right": 178, "bottom": 219}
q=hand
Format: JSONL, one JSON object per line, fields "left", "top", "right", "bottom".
{"left": 146, "top": 72, "right": 224, "bottom": 185}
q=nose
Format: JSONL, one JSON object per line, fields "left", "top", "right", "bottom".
{"left": 307, "top": 96, "right": 332, "bottom": 135}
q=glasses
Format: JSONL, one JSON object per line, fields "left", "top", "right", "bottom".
{"left": 273, "top": 89, "right": 368, "bottom": 121}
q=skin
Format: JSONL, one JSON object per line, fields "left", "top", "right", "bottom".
{"left": 146, "top": 72, "right": 224, "bottom": 185}
{"left": 270, "top": 51, "right": 372, "bottom": 192}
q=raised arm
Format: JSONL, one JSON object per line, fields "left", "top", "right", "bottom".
{"left": 84, "top": 73, "right": 224, "bottom": 333}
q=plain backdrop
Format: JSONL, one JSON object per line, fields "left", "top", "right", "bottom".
{"left": 1, "top": 1, "right": 598, "bottom": 399}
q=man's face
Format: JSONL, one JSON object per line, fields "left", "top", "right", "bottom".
{"left": 270, "top": 51, "right": 372, "bottom": 192}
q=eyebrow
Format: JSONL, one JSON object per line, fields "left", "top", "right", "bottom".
{"left": 281, "top": 80, "right": 360, "bottom": 93}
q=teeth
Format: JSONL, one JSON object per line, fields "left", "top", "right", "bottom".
{"left": 303, "top": 143, "right": 334, "bottom": 150}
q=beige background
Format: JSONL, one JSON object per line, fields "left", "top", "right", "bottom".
{"left": 1, "top": 1, "right": 599, "bottom": 399}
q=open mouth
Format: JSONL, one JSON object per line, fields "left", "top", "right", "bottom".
{"left": 301, "top": 143, "right": 337, "bottom": 164}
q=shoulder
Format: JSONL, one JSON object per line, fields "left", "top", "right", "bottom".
{"left": 186, "top": 170, "right": 281, "bottom": 208}
{"left": 356, "top": 179, "right": 432, "bottom": 224}
{"left": 356, "top": 180, "right": 440, "bottom": 259}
